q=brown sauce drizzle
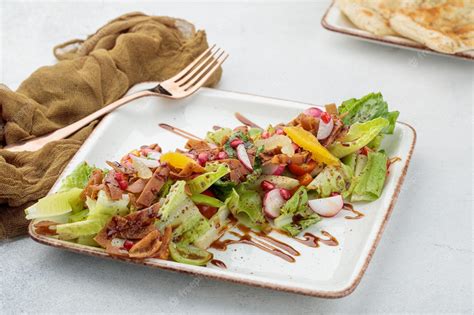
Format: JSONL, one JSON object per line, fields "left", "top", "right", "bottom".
{"left": 210, "top": 259, "right": 227, "bottom": 269}
{"left": 293, "top": 231, "right": 339, "bottom": 248}
{"left": 210, "top": 224, "right": 341, "bottom": 263}
{"left": 255, "top": 231, "right": 300, "bottom": 256}
{"left": 237, "top": 224, "right": 300, "bottom": 256}
{"left": 211, "top": 225, "right": 297, "bottom": 263}
{"left": 343, "top": 203, "right": 364, "bottom": 220}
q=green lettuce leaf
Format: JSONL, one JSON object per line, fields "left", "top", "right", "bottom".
{"left": 226, "top": 188, "right": 266, "bottom": 230}
{"left": 187, "top": 163, "right": 230, "bottom": 194}
{"left": 328, "top": 117, "right": 389, "bottom": 158}
{"left": 56, "top": 220, "right": 104, "bottom": 240}
{"left": 56, "top": 190, "right": 130, "bottom": 239}
{"left": 351, "top": 151, "right": 388, "bottom": 202}
{"left": 307, "top": 164, "right": 352, "bottom": 198}
{"left": 339, "top": 92, "right": 399, "bottom": 134}
{"left": 190, "top": 193, "right": 224, "bottom": 208}
{"left": 194, "top": 203, "right": 230, "bottom": 249}
{"left": 157, "top": 181, "right": 209, "bottom": 241}
{"left": 59, "top": 162, "right": 96, "bottom": 192}
{"left": 210, "top": 179, "right": 236, "bottom": 200}
{"left": 248, "top": 128, "right": 262, "bottom": 141}
{"left": 281, "top": 216, "right": 320, "bottom": 237}
{"left": 87, "top": 190, "right": 130, "bottom": 222}
{"left": 25, "top": 188, "right": 84, "bottom": 222}
{"left": 205, "top": 127, "right": 232, "bottom": 145}
{"left": 179, "top": 218, "right": 211, "bottom": 245}
{"left": 274, "top": 187, "right": 321, "bottom": 236}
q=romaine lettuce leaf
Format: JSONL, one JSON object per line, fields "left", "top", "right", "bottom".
{"left": 328, "top": 117, "right": 389, "bottom": 158}
{"left": 248, "top": 128, "right": 262, "bottom": 141}
{"left": 87, "top": 190, "right": 130, "bottom": 222}
{"left": 351, "top": 151, "right": 388, "bottom": 202}
{"left": 339, "top": 92, "right": 399, "bottom": 134}
{"left": 68, "top": 209, "right": 89, "bottom": 223}
{"left": 274, "top": 186, "right": 321, "bottom": 236}
{"left": 307, "top": 164, "right": 352, "bottom": 198}
{"left": 56, "top": 219, "right": 104, "bottom": 239}
{"left": 25, "top": 188, "right": 84, "bottom": 221}
{"left": 187, "top": 163, "right": 230, "bottom": 194}
{"left": 226, "top": 188, "right": 266, "bottom": 230}
{"left": 205, "top": 127, "right": 232, "bottom": 145}
{"left": 210, "top": 179, "right": 236, "bottom": 200}
{"left": 179, "top": 218, "right": 211, "bottom": 245}
{"left": 194, "top": 203, "right": 230, "bottom": 249}
{"left": 56, "top": 190, "right": 130, "bottom": 239}
{"left": 59, "top": 162, "right": 96, "bottom": 192}
{"left": 157, "top": 181, "right": 209, "bottom": 240}
{"left": 190, "top": 193, "right": 224, "bottom": 208}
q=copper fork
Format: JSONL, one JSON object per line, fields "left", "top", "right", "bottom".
{"left": 4, "top": 45, "right": 228, "bottom": 152}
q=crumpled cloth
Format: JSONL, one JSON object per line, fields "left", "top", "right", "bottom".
{"left": 0, "top": 12, "right": 221, "bottom": 239}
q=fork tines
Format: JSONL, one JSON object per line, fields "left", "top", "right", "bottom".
{"left": 160, "top": 45, "right": 228, "bottom": 96}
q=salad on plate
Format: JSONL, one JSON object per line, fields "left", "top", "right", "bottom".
{"left": 26, "top": 92, "right": 399, "bottom": 266}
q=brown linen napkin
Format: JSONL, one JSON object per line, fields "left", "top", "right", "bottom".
{"left": 0, "top": 12, "right": 222, "bottom": 239}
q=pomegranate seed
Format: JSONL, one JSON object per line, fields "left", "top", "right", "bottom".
{"left": 279, "top": 188, "right": 291, "bottom": 200}
{"left": 197, "top": 152, "right": 209, "bottom": 165}
{"left": 123, "top": 240, "right": 134, "bottom": 251}
{"left": 217, "top": 151, "right": 228, "bottom": 160}
{"left": 360, "top": 146, "right": 371, "bottom": 156}
{"left": 276, "top": 129, "right": 285, "bottom": 135}
{"left": 230, "top": 139, "right": 244, "bottom": 148}
{"left": 118, "top": 180, "right": 128, "bottom": 190}
{"left": 320, "top": 112, "right": 331, "bottom": 124}
{"left": 260, "top": 180, "right": 275, "bottom": 191}
{"left": 261, "top": 131, "right": 270, "bottom": 139}
{"left": 114, "top": 172, "right": 124, "bottom": 182}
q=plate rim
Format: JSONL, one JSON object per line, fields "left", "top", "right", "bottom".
{"left": 320, "top": 0, "right": 474, "bottom": 61}
{"left": 28, "top": 88, "right": 417, "bottom": 298}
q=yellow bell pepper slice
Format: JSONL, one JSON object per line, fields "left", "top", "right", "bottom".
{"left": 283, "top": 126, "right": 340, "bottom": 166}
{"left": 160, "top": 152, "right": 198, "bottom": 169}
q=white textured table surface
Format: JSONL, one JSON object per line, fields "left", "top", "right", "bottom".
{"left": 0, "top": 1, "right": 472, "bottom": 314}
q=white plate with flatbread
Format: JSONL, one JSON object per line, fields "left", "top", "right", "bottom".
{"left": 322, "top": 0, "right": 474, "bottom": 61}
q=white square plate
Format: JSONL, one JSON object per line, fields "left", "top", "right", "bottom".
{"left": 321, "top": 1, "right": 474, "bottom": 61}
{"left": 29, "top": 86, "right": 416, "bottom": 298}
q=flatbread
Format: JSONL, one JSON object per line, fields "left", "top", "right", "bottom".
{"left": 389, "top": 0, "right": 474, "bottom": 53}
{"left": 337, "top": 0, "right": 474, "bottom": 54}
{"left": 336, "top": 0, "right": 396, "bottom": 36}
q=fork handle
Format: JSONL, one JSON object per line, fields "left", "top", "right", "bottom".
{"left": 3, "top": 90, "right": 154, "bottom": 152}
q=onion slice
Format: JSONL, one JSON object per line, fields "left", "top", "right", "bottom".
{"left": 308, "top": 195, "right": 343, "bottom": 217}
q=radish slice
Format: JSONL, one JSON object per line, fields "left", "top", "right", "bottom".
{"left": 236, "top": 144, "right": 253, "bottom": 171}
{"left": 317, "top": 116, "right": 334, "bottom": 140}
{"left": 304, "top": 107, "right": 323, "bottom": 118}
{"left": 263, "top": 189, "right": 286, "bottom": 219}
{"left": 262, "top": 163, "right": 285, "bottom": 175}
{"left": 308, "top": 195, "right": 343, "bottom": 217}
